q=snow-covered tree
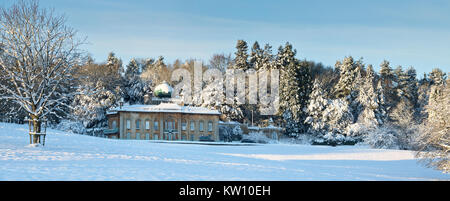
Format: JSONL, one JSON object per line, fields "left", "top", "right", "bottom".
{"left": 124, "top": 77, "right": 152, "bottom": 105}
{"left": 233, "top": 40, "right": 249, "bottom": 70}
{"left": 429, "top": 68, "right": 446, "bottom": 86}
{"left": 0, "top": 1, "right": 84, "bottom": 144}
{"left": 106, "top": 52, "right": 124, "bottom": 77}
{"left": 249, "top": 41, "right": 264, "bottom": 70}
{"left": 378, "top": 60, "right": 396, "bottom": 116}
{"left": 417, "top": 79, "right": 450, "bottom": 172}
{"left": 124, "top": 58, "right": 140, "bottom": 80}
{"left": 261, "top": 43, "right": 274, "bottom": 70}
{"left": 278, "top": 43, "right": 312, "bottom": 137}
{"left": 72, "top": 81, "right": 117, "bottom": 129}
{"left": 305, "top": 80, "right": 330, "bottom": 136}
{"left": 123, "top": 59, "right": 152, "bottom": 104}
{"left": 364, "top": 125, "right": 399, "bottom": 149}
{"left": 391, "top": 66, "right": 419, "bottom": 126}
{"left": 334, "top": 56, "right": 358, "bottom": 99}
{"left": 355, "top": 64, "right": 384, "bottom": 127}
{"left": 141, "top": 56, "right": 170, "bottom": 87}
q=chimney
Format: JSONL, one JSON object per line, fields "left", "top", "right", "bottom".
{"left": 119, "top": 97, "right": 124, "bottom": 109}
{"left": 144, "top": 94, "right": 151, "bottom": 105}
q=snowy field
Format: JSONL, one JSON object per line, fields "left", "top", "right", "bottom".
{"left": 0, "top": 123, "right": 448, "bottom": 181}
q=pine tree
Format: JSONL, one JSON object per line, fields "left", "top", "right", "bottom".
{"left": 355, "top": 64, "right": 385, "bottom": 127}
{"left": 380, "top": 60, "right": 394, "bottom": 82}
{"left": 234, "top": 40, "right": 249, "bottom": 70}
{"left": 278, "top": 43, "right": 312, "bottom": 137}
{"left": 125, "top": 58, "right": 140, "bottom": 80}
{"left": 305, "top": 80, "right": 329, "bottom": 136}
{"left": 334, "top": 56, "right": 358, "bottom": 99}
{"left": 122, "top": 59, "right": 151, "bottom": 104}
{"left": 429, "top": 68, "right": 446, "bottom": 86}
{"left": 378, "top": 60, "right": 396, "bottom": 120}
{"left": 391, "top": 66, "right": 419, "bottom": 126}
{"left": 106, "top": 52, "right": 123, "bottom": 76}
{"left": 261, "top": 43, "right": 274, "bottom": 70}
{"left": 72, "top": 81, "right": 117, "bottom": 129}
{"left": 249, "top": 41, "right": 263, "bottom": 70}
{"left": 375, "top": 80, "right": 388, "bottom": 125}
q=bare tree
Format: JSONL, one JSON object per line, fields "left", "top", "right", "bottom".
{"left": 208, "top": 53, "right": 232, "bottom": 72}
{"left": 0, "top": 0, "right": 85, "bottom": 144}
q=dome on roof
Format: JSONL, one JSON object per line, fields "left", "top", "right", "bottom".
{"left": 154, "top": 81, "right": 173, "bottom": 98}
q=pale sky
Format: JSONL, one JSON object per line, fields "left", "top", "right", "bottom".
{"left": 2, "top": 0, "right": 450, "bottom": 77}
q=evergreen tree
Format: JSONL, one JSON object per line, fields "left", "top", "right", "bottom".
{"left": 391, "top": 66, "right": 419, "bottom": 126}
{"left": 378, "top": 60, "right": 396, "bottom": 120}
{"left": 261, "top": 43, "right": 274, "bottom": 70}
{"left": 249, "top": 41, "right": 263, "bottom": 70}
{"left": 124, "top": 58, "right": 140, "bottom": 80}
{"left": 106, "top": 52, "right": 123, "bottom": 76}
{"left": 278, "top": 43, "right": 312, "bottom": 137}
{"left": 429, "top": 68, "right": 446, "bottom": 86}
{"left": 356, "top": 64, "right": 384, "bottom": 127}
{"left": 305, "top": 80, "right": 329, "bottom": 136}
{"left": 122, "top": 59, "right": 151, "bottom": 104}
{"left": 72, "top": 81, "right": 117, "bottom": 130}
{"left": 234, "top": 40, "right": 249, "bottom": 70}
{"left": 334, "top": 56, "right": 358, "bottom": 99}
{"left": 380, "top": 60, "right": 394, "bottom": 82}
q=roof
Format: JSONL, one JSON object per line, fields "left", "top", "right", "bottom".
{"left": 107, "top": 103, "right": 220, "bottom": 115}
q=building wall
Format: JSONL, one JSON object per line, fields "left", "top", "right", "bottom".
{"left": 108, "top": 111, "right": 219, "bottom": 141}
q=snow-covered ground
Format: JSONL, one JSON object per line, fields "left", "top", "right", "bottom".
{"left": 0, "top": 123, "right": 448, "bottom": 181}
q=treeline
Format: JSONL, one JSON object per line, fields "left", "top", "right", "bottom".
{"left": 1, "top": 38, "right": 449, "bottom": 170}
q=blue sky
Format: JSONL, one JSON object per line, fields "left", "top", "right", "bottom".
{"left": 2, "top": 0, "right": 450, "bottom": 76}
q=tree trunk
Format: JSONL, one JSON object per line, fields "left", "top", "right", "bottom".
{"left": 31, "top": 114, "right": 41, "bottom": 144}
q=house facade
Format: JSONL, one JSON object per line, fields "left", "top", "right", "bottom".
{"left": 104, "top": 82, "right": 221, "bottom": 141}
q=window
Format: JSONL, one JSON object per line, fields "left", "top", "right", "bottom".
{"left": 154, "top": 121, "right": 159, "bottom": 131}
{"left": 153, "top": 134, "right": 158, "bottom": 140}
{"left": 145, "top": 133, "right": 150, "bottom": 140}
{"left": 208, "top": 121, "right": 213, "bottom": 132}
{"left": 126, "top": 120, "right": 131, "bottom": 129}
{"left": 126, "top": 132, "right": 131, "bottom": 139}
{"left": 199, "top": 121, "right": 204, "bottom": 131}
{"left": 190, "top": 121, "right": 195, "bottom": 131}
{"left": 181, "top": 121, "right": 186, "bottom": 131}
{"left": 166, "top": 120, "right": 174, "bottom": 130}
{"left": 190, "top": 134, "right": 194, "bottom": 141}
{"left": 136, "top": 120, "right": 140, "bottom": 130}
{"left": 112, "top": 121, "right": 117, "bottom": 129}
{"left": 145, "top": 120, "right": 150, "bottom": 130}
{"left": 136, "top": 133, "right": 140, "bottom": 140}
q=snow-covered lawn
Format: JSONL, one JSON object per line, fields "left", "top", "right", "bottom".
{"left": 0, "top": 123, "right": 448, "bottom": 181}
